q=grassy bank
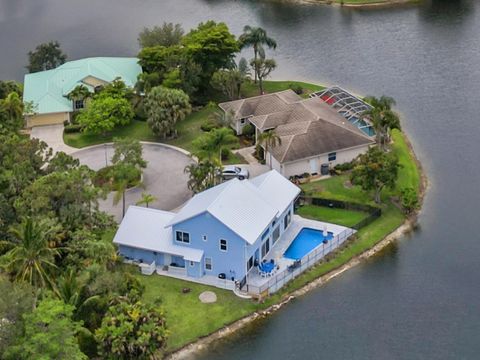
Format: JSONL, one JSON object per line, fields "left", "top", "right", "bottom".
{"left": 134, "top": 126, "right": 421, "bottom": 352}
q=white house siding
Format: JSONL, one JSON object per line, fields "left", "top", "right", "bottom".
{"left": 232, "top": 118, "right": 249, "bottom": 135}
{"left": 267, "top": 144, "right": 370, "bottom": 178}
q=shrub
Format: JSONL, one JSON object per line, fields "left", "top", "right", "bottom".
{"left": 401, "top": 187, "right": 419, "bottom": 215}
{"left": 255, "top": 143, "right": 264, "bottom": 160}
{"left": 64, "top": 124, "right": 83, "bottom": 133}
{"left": 200, "top": 118, "right": 220, "bottom": 132}
{"left": 334, "top": 161, "right": 355, "bottom": 172}
{"left": 289, "top": 83, "right": 303, "bottom": 95}
{"left": 221, "top": 147, "right": 231, "bottom": 160}
{"left": 242, "top": 123, "right": 255, "bottom": 138}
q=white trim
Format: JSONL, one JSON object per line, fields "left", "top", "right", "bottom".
{"left": 219, "top": 239, "right": 228, "bottom": 252}
{"left": 202, "top": 235, "right": 207, "bottom": 242}
{"left": 175, "top": 230, "right": 190, "bottom": 244}
{"left": 205, "top": 257, "right": 213, "bottom": 271}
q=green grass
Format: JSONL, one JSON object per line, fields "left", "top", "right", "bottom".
{"left": 138, "top": 275, "right": 258, "bottom": 351}
{"left": 391, "top": 129, "right": 420, "bottom": 191}
{"left": 296, "top": 205, "right": 368, "bottom": 227}
{"left": 241, "top": 80, "right": 325, "bottom": 99}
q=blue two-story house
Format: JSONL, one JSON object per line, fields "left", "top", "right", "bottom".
{"left": 113, "top": 170, "right": 300, "bottom": 285}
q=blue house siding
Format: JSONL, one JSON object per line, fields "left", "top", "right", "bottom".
{"left": 187, "top": 261, "right": 202, "bottom": 277}
{"left": 172, "top": 212, "right": 248, "bottom": 281}
{"left": 118, "top": 245, "right": 158, "bottom": 264}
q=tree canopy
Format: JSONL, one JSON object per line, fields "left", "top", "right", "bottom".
{"left": 26, "top": 41, "right": 67, "bottom": 73}
{"left": 138, "top": 22, "right": 184, "bottom": 48}
{"left": 144, "top": 86, "right": 191, "bottom": 138}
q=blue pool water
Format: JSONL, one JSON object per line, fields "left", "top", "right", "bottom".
{"left": 283, "top": 228, "right": 334, "bottom": 260}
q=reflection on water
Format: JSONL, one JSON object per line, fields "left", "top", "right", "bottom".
{"left": 1, "top": 1, "right": 480, "bottom": 359}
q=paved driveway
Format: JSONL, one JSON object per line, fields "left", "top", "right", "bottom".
{"left": 31, "top": 124, "right": 76, "bottom": 154}
{"left": 73, "top": 143, "right": 194, "bottom": 222}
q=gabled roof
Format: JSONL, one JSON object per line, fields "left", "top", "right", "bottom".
{"left": 218, "top": 90, "right": 302, "bottom": 120}
{"left": 23, "top": 57, "right": 142, "bottom": 115}
{"left": 166, "top": 170, "right": 299, "bottom": 245}
{"left": 113, "top": 206, "right": 203, "bottom": 262}
{"left": 249, "top": 170, "right": 301, "bottom": 215}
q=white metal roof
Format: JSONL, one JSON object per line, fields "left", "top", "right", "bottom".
{"left": 113, "top": 206, "right": 204, "bottom": 262}
{"left": 249, "top": 170, "right": 301, "bottom": 216}
{"left": 166, "top": 170, "right": 300, "bottom": 245}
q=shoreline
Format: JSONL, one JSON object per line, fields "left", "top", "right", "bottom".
{"left": 167, "top": 131, "right": 428, "bottom": 359}
{"left": 280, "top": 0, "right": 420, "bottom": 10}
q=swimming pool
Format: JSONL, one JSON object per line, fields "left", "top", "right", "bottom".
{"left": 283, "top": 228, "right": 334, "bottom": 260}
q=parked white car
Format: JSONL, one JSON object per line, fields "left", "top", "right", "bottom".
{"left": 222, "top": 165, "right": 249, "bottom": 180}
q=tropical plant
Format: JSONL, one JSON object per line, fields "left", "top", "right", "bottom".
{"left": 208, "top": 108, "right": 235, "bottom": 129}
{"left": 26, "top": 41, "right": 67, "bottom": 73}
{"left": 362, "top": 95, "right": 401, "bottom": 151}
{"left": 138, "top": 22, "right": 184, "bottom": 48}
{"left": 250, "top": 57, "right": 276, "bottom": 94}
{"left": 76, "top": 95, "right": 133, "bottom": 135}
{"left": 258, "top": 130, "right": 282, "bottom": 169}
{"left": 400, "top": 187, "right": 419, "bottom": 215}
{"left": 95, "top": 299, "right": 168, "bottom": 359}
{"left": 1, "top": 92, "right": 23, "bottom": 120}
{"left": 112, "top": 164, "right": 139, "bottom": 219}
{"left": 192, "top": 127, "right": 238, "bottom": 164}
{"left": 211, "top": 69, "right": 245, "bottom": 100}
{"left": 184, "top": 161, "right": 222, "bottom": 193}
{"left": 3, "top": 217, "right": 60, "bottom": 294}
{"left": 4, "top": 297, "right": 87, "bottom": 360}
{"left": 136, "top": 192, "right": 156, "bottom": 208}
{"left": 67, "top": 84, "right": 91, "bottom": 103}
{"left": 239, "top": 26, "right": 277, "bottom": 83}
{"left": 350, "top": 147, "right": 400, "bottom": 204}
{"left": 111, "top": 138, "right": 147, "bottom": 170}
{"left": 144, "top": 86, "right": 191, "bottom": 138}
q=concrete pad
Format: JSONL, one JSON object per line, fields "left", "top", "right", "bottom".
{"left": 31, "top": 124, "right": 76, "bottom": 154}
{"left": 199, "top": 291, "right": 217, "bottom": 303}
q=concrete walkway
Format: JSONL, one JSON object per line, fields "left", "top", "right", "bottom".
{"left": 233, "top": 145, "right": 270, "bottom": 178}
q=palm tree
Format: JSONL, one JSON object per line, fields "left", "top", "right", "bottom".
{"left": 363, "top": 95, "right": 401, "bottom": 151}
{"left": 250, "top": 58, "right": 276, "bottom": 95}
{"left": 184, "top": 160, "right": 221, "bottom": 193}
{"left": 193, "top": 127, "right": 238, "bottom": 164}
{"left": 67, "top": 84, "right": 91, "bottom": 110}
{"left": 136, "top": 192, "right": 156, "bottom": 208}
{"left": 5, "top": 218, "right": 60, "bottom": 300}
{"left": 1, "top": 92, "right": 23, "bottom": 120}
{"left": 112, "top": 164, "right": 138, "bottom": 218}
{"left": 239, "top": 26, "right": 277, "bottom": 83}
{"left": 258, "top": 130, "right": 282, "bottom": 169}
{"left": 209, "top": 108, "right": 235, "bottom": 128}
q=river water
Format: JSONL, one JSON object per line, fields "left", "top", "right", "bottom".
{"left": 1, "top": 0, "right": 479, "bottom": 358}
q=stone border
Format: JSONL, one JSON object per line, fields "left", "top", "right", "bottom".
{"left": 167, "top": 131, "right": 428, "bottom": 360}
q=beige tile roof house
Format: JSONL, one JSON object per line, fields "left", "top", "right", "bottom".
{"left": 219, "top": 89, "right": 375, "bottom": 177}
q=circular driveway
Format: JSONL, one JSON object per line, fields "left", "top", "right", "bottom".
{"left": 72, "top": 143, "right": 194, "bottom": 222}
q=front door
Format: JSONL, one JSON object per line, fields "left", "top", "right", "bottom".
{"left": 309, "top": 158, "right": 318, "bottom": 174}
{"left": 164, "top": 254, "right": 171, "bottom": 266}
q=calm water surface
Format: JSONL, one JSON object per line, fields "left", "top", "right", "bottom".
{"left": 1, "top": 0, "right": 479, "bottom": 358}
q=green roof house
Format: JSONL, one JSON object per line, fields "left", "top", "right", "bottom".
{"left": 23, "top": 57, "right": 142, "bottom": 127}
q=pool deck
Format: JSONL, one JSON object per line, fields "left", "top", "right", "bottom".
{"left": 246, "top": 215, "right": 351, "bottom": 289}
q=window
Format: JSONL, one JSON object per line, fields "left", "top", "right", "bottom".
{"left": 240, "top": 118, "right": 246, "bottom": 124}
{"left": 175, "top": 231, "right": 190, "bottom": 243}
{"left": 202, "top": 235, "right": 207, "bottom": 242}
{"left": 247, "top": 256, "right": 254, "bottom": 270}
{"left": 74, "top": 99, "right": 84, "bottom": 110}
{"left": 284, "top": 211, "right": 291, "bottom": 230}
{"left": 190, "top": 261, "right": 195, "bottom": 267}
{"left": 328, "top": 152, "right": 337, "bottom": 161}
{"left": 261, "top": 239, "right": 270, "bottom": 258}
{"left": 272, "top": 227, "right": 280, "bottom": 244}
{"left": 205, "top": 257, "right": 212, "bottom": 271}
{"left": 220, "top": 239, "right": 228, "bottom": 252}
{"left": 261, "top": 228, "right": 269, "bottom": 240}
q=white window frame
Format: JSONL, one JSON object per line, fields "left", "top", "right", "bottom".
{"left": 202, "top": 235, "right": 207, "bottom": 242}
{"left": 205, "top": 257, "right": 212, "bottom": 271}
{"left": 219, "top": 239, "right": 228, "bottom": 252}
{"left": 190, "top": 261, "right": 195, "bottom": 267}
{"left": 175, "top": 231, "right": 190, "bottom": 244}
{"left": 328, "top": 152, "right": 337, "bottom": 161}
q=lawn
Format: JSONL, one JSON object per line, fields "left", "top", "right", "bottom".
{"left": 138, "top": 275, "right": 258, "bottom": 351}
{"left": 242, "top": 80, "right": 325, "bottom": 99}
{"left": 296, "top": 205, "right": 368, "bottom": 227}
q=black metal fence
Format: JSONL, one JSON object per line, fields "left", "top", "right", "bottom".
{"left": 298, "top": 196, "right": 381, "bottom": 230}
